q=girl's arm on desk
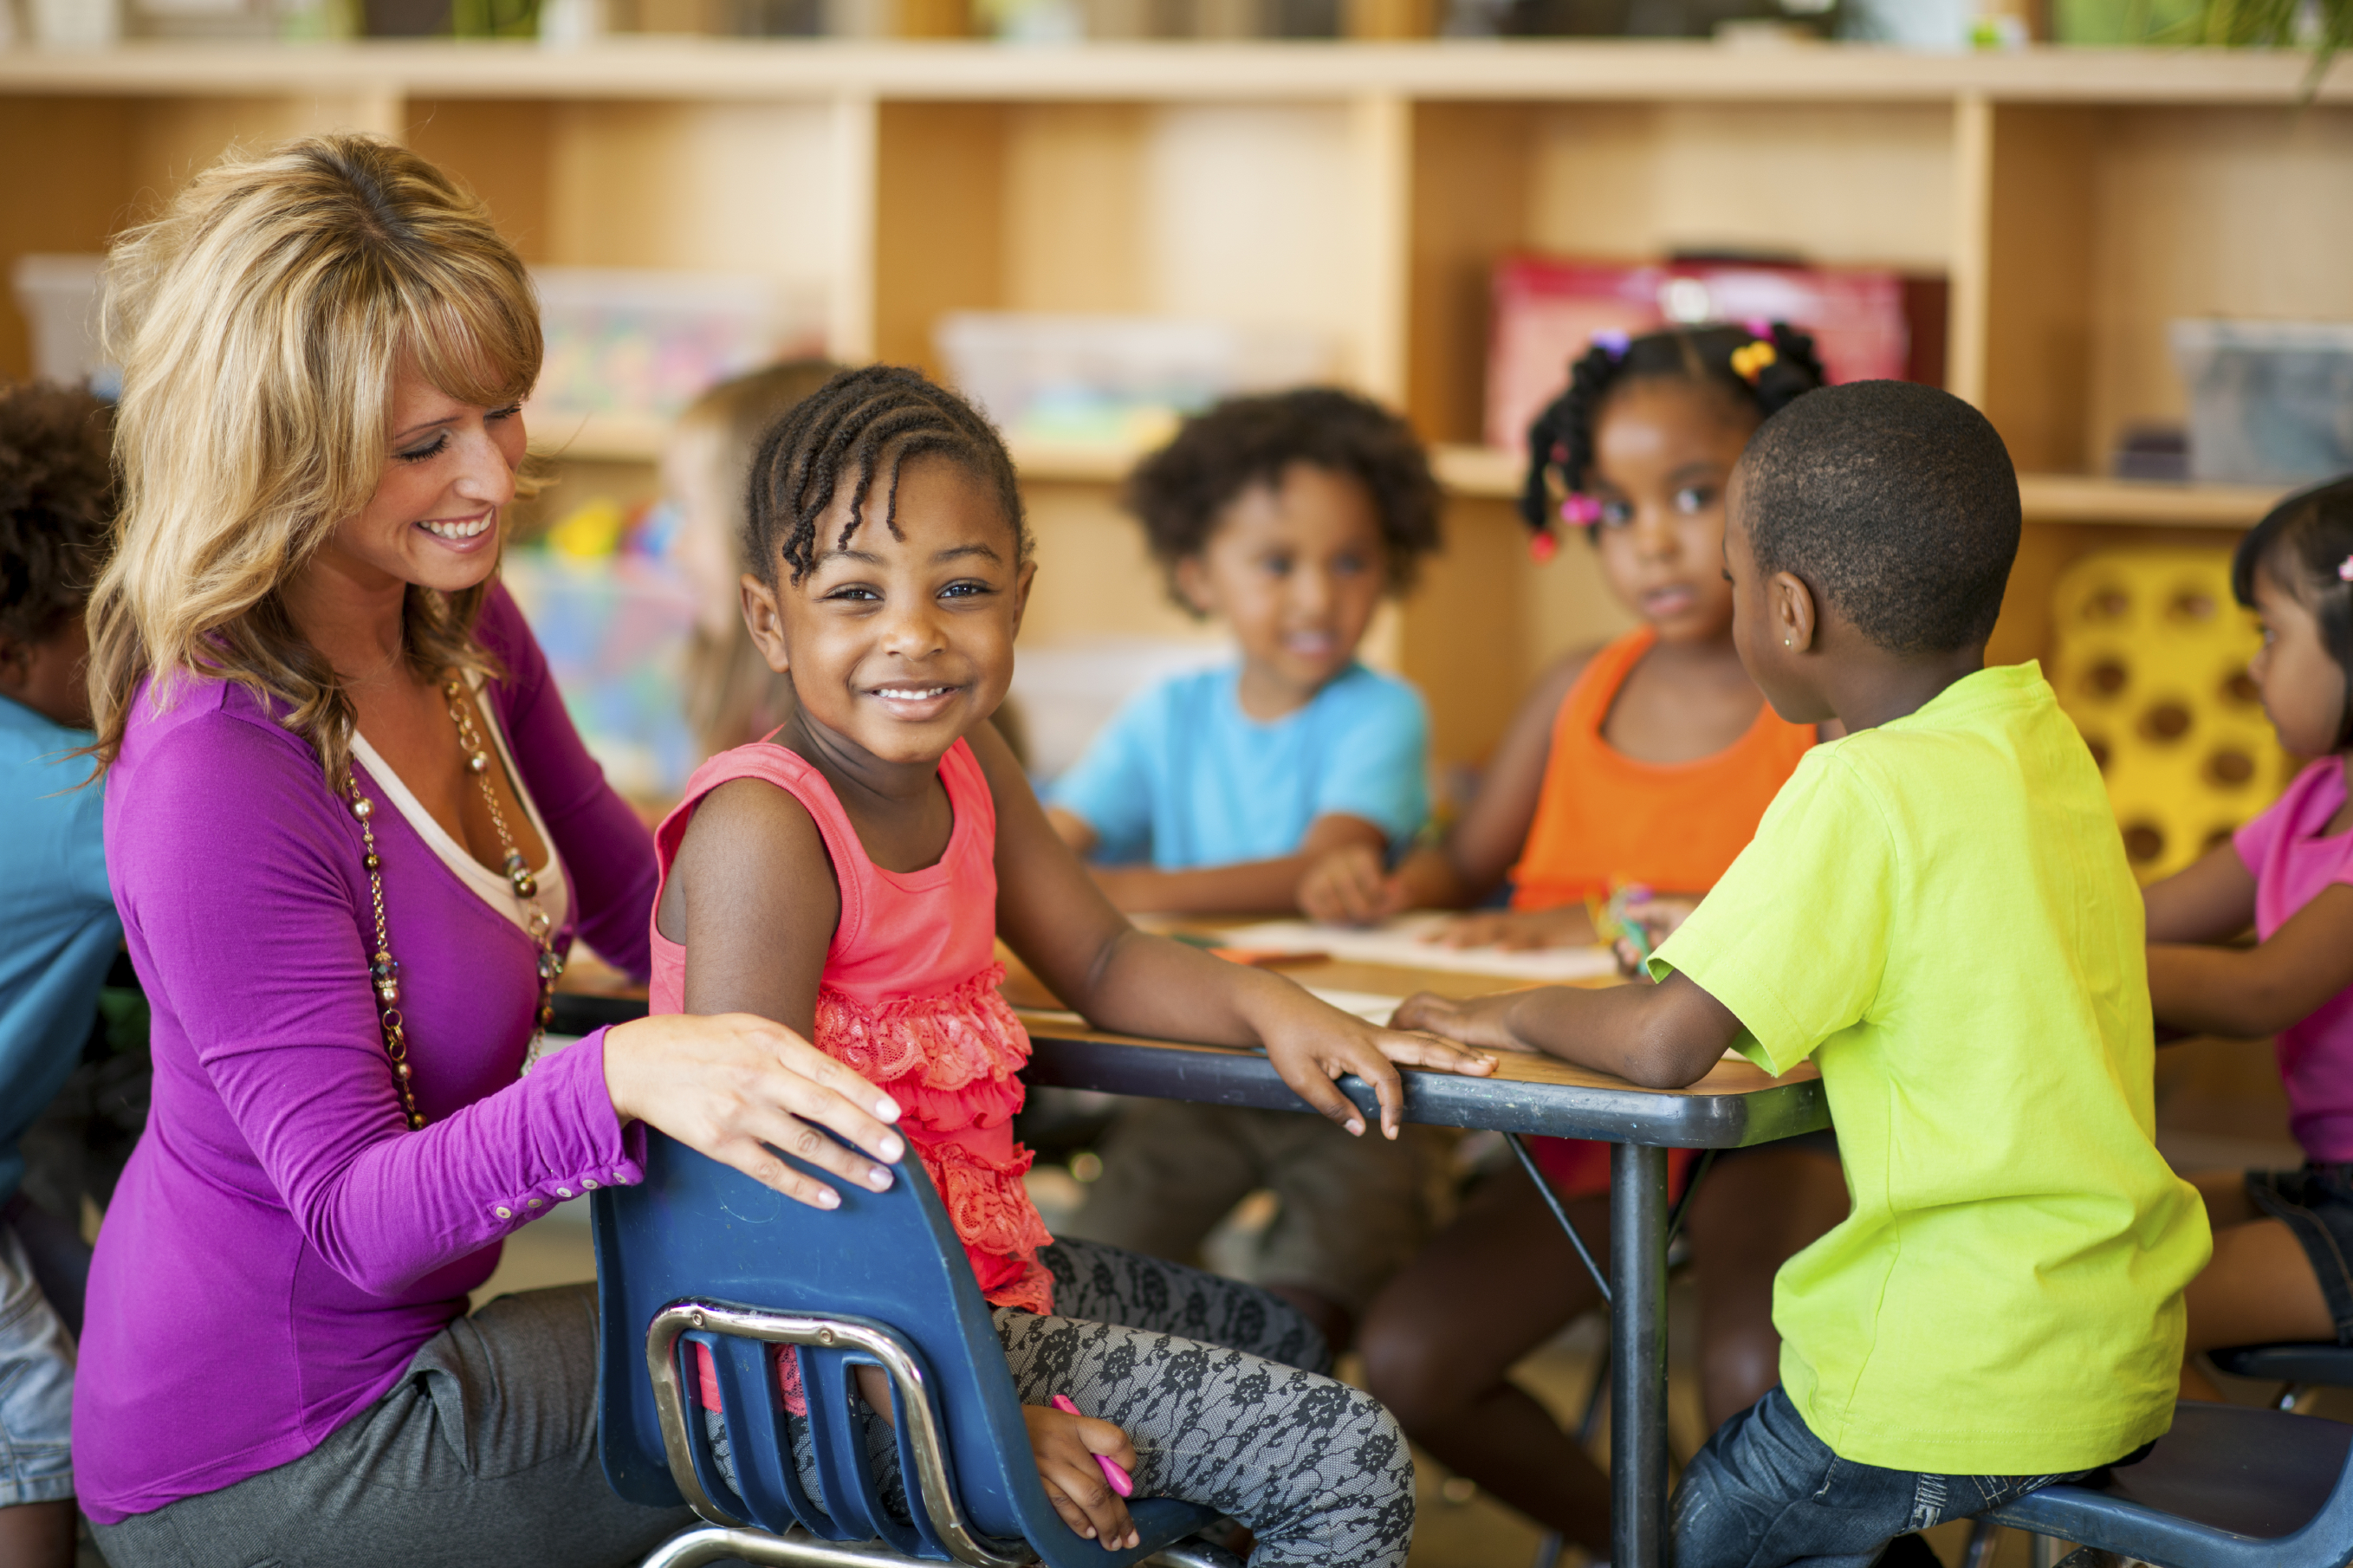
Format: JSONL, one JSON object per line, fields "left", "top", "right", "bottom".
{"left": 2149, "top": 878, "right": 2353, "bottom": 1039}
{"left": 977, "top": 723, "right": 1496, "bottom": 1137}
{"left": 1393, "top": 972, "right": 1742, "bottom": 1092}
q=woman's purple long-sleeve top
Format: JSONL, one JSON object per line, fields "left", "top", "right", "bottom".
{"left": 73, "top": 586, "right": 658, "bottom": 1524}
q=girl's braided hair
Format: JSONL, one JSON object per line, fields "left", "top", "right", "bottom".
{"left": 2231, "top": 476, "right": 2353, "bottom": 751}
{"left": 1519, "top": 321, "right": 1825, "bottom": 541}
{"left": 744, "top": 363, "right": 1029, "bottom": 586}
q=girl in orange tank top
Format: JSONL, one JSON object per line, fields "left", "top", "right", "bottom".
{"left": 648, "top": 365, "right": 1500, "bottom": 1568}
{"left": 1508, "top": 622, "right": 1816, "bottom": 912}
{"left": 1323, "top": 326, "right": 1854, "bottom": 1562}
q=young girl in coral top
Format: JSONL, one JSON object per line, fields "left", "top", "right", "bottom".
{"left": 649, "top": 365, "right": 1494, "bottom": 1568}
{"left": 1303, "top": 324, "right": 1849, "bottom": 1559}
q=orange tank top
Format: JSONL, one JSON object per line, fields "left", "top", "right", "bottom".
{"left": 650, "top": 738, "right": 1054, "bottom": 1319}
{"left": 1509, "top": 627, "right": 1815, "bottom": 911}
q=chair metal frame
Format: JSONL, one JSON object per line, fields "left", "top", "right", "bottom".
{"left": 599, "top": 1129, "right": 1231, "bottom": 1568}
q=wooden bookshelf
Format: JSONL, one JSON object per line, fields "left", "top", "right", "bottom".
{"left": 4, "top": 39, "right": 2345, "bottom": 767}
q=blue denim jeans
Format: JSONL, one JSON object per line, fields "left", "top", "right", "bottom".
{"left": 0, "top": 1216, "right": 76, "bottom": 1507}
{"left": 1671, "top": 1389, "right": 2097, "bottom": 1568}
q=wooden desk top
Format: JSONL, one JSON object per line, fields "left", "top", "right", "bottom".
{"left": 1006, "top": 936, "right": 1825, "bottom": 1150}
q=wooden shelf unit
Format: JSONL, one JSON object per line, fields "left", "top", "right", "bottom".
{"left": 3, "top": 39, "right": 2344, "bottom": 766}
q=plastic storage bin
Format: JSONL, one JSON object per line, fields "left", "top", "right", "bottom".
{"left": 937, "top": 312, "right": 1329, "bottom": 450}
{"left": 2169, "top": 319, "right": 2353, "bottom": 486}
{"left": 528, "top": 267, "right": 822, "bottom": 428}
{"left": 10, "top": 254, "right": 113, "bottom": 393}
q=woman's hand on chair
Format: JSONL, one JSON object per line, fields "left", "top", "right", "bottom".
{"left": 604, "top": 1011, "right": 906, "bottom": 1211}
{"left": 1024, "top": 1404, "right": 1139, "bottom": 1551}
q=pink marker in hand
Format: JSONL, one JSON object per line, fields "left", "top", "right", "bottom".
{"left": 1049, "top": 1394, "right": 1134, "bottom": 1498}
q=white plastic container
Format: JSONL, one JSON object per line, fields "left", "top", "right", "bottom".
{"left": 2169, "top": 319, "right": 2353, "bottom": 487}
{"left": 937, "top": 312, "right": 1330, "bottom": 450}
{"left": 10, "top": 254, "right": 113, "bottom": 393}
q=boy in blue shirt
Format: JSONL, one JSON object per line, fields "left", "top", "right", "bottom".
{"left": 1047, "top": 388, "right": 1444, "bottom": 1350}
{"left": 0, "top": 381, "right": 122, "bottom": 1568}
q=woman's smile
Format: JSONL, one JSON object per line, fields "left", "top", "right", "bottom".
{"left": 417, "top": 506, "right": 498, "bottom": 550}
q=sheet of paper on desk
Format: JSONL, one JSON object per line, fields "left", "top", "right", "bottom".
{"left": 1302, "top": 988, "right": 1408, "bottom": 1025}
{"left": 1220, "top": 917, "right": 1621, "bottom": 984}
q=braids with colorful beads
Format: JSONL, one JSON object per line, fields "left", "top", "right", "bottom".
{"left": 1519, "top": 321, "right": 1825, "bottom": 553}
{"left": 745, "top": 363, "right": 1030, "bottom": 587}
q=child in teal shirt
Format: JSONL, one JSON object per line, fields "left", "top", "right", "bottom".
{"left": 1398, "top": 380, "right": 2209, "bottom": 1566}
{"left": 1049, "top": 388, "right": 1444, "bottom": 1351}
{"left": 0, "top": 380, "right": 122, "bottom": 1568}
{"left": 1047, "top": 386, "right": 1437, "bottom": 917}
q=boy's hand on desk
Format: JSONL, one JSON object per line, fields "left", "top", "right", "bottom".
{"left": 1024, "top": 1403, "right": 1139, "bottom": 1551}
{"left": 1298, "top": 843, "right": 1403, "bottom": 926}
{"left": 1389, "top": 992, "right": 1533, "bottom": 1054}
{"left": 1254, "top": 988, "right": 1498, "bottom": 1139}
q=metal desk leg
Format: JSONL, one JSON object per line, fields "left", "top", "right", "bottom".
{"left": 1611, "top": 1142, "right": 1669, "bottom": 1568}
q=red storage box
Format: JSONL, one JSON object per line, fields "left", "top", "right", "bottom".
{"left": 1484, "top": 256, "right": 1942, "bottom": 455}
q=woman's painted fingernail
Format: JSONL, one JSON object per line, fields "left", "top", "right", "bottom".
{"left": 879, "top": 1135, "right": 904, "bottom": 1161}
{"left": 869, "top": 1166, "right": 892, "bottom": 1189}
{"left": 877, "top": 1098, "right": 902, "bottom": 1121}
{"left": 817, "top": 1188, "right": 839, "bottom": 1208}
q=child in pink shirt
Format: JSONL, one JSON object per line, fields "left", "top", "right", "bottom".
{"left": 2147, "top": 476, "right": 2353, "bottom": 1394}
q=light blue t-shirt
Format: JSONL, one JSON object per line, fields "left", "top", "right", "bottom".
{"left": 1049, "top": 661, "right": 1429, "bottom": 870}
{"left": 0, "top": 696, "right": 120, "bottom": 1205}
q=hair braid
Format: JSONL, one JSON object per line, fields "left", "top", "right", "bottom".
{"left": 1518, "top": 320, "right": 1828, "bottom": 539}
{"left": 746, "top": 364, "right": 1028, "bottom": 587}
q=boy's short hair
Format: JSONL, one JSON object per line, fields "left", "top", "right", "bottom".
{"left": 0, "top": 381, "right": 114, "bottom": 654}
{"left": 1739, "top": 380, "right": 2019, "bottom": 657}
{"left": 1125, "top": 387, "right": 1442, "bottom": 605}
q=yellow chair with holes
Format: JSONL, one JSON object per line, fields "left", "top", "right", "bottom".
{"left": 2049, "top": 548, "right": 2294, "bottom": 884}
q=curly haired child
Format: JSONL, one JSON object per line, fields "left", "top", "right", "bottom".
{"left": 0, "top": 380, "right": 120, "bottom": 1568}
{"left": 1043, "top": 387, "right": 1449, "bottom": 1351}
{"left": 1047, "top": 386, "right": 1442, "bottom": 917}
{"left": 651, "top": 365, "right": 1499, "bottom": 1566}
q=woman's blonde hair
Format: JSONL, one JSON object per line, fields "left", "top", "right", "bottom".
{"left": 86, "top": 132, "right": 541, "bottom": 782}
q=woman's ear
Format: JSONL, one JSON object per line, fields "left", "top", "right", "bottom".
{"left": 1770, "top": 570, "right": 1818, "bottom": 654}
{"left": 740, "top": 573, "right": 791, "bottom": 675}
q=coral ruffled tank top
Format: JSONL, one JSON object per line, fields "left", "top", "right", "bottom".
{"left": 1509, "top": 626, "right": 1817, "bottom": 911}
{"left": 650, "top": 737, "right": 1056, "bottom": 1329}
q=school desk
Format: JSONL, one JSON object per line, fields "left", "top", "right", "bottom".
{"left": 1010, "top": 951, "right": 1828, "bottom": 1568}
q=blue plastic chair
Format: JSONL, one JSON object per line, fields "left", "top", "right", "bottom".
{"left": 2214, "top": 1344, "right": 2353, "bottom": 1415}
{"left": 593, "top": 1128, "right": 1229, "bottom": 1568}
{"left": 1980, "top": 1401, "right": 2353, "bottom": 1568}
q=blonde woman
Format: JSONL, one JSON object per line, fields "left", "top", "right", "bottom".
{"left": 74, "top": 135, "right": 909, "bottom": 1568}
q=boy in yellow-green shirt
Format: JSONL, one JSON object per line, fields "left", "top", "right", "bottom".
{"left": 1397, "top": 379, "right": 2211, "bottom": 1568}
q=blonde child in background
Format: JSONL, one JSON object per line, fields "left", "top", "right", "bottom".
{"left": 2143, "top": 477, "right": 2353, "bottom": 1395}
{"left": 651, "top": 365, "right": 1497, "bottom": 1566}
{"left": 1046, "top": 387, "right": 1446, "bottom": 1351}
{"left": 663, "top": 360, "right": 839, "bottom": 760}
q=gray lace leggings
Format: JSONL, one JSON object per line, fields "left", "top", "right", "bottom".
{"left": 706, "top": 1237, "right": 1414, "bottom": 1568}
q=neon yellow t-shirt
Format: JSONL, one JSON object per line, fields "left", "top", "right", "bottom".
{"left": 1652, "top": 661, "right": 2210, "bottom": 1475}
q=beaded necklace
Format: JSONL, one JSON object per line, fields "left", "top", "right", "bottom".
{"left": 340, "top": 671, "right": 563, "bottom": 1131}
